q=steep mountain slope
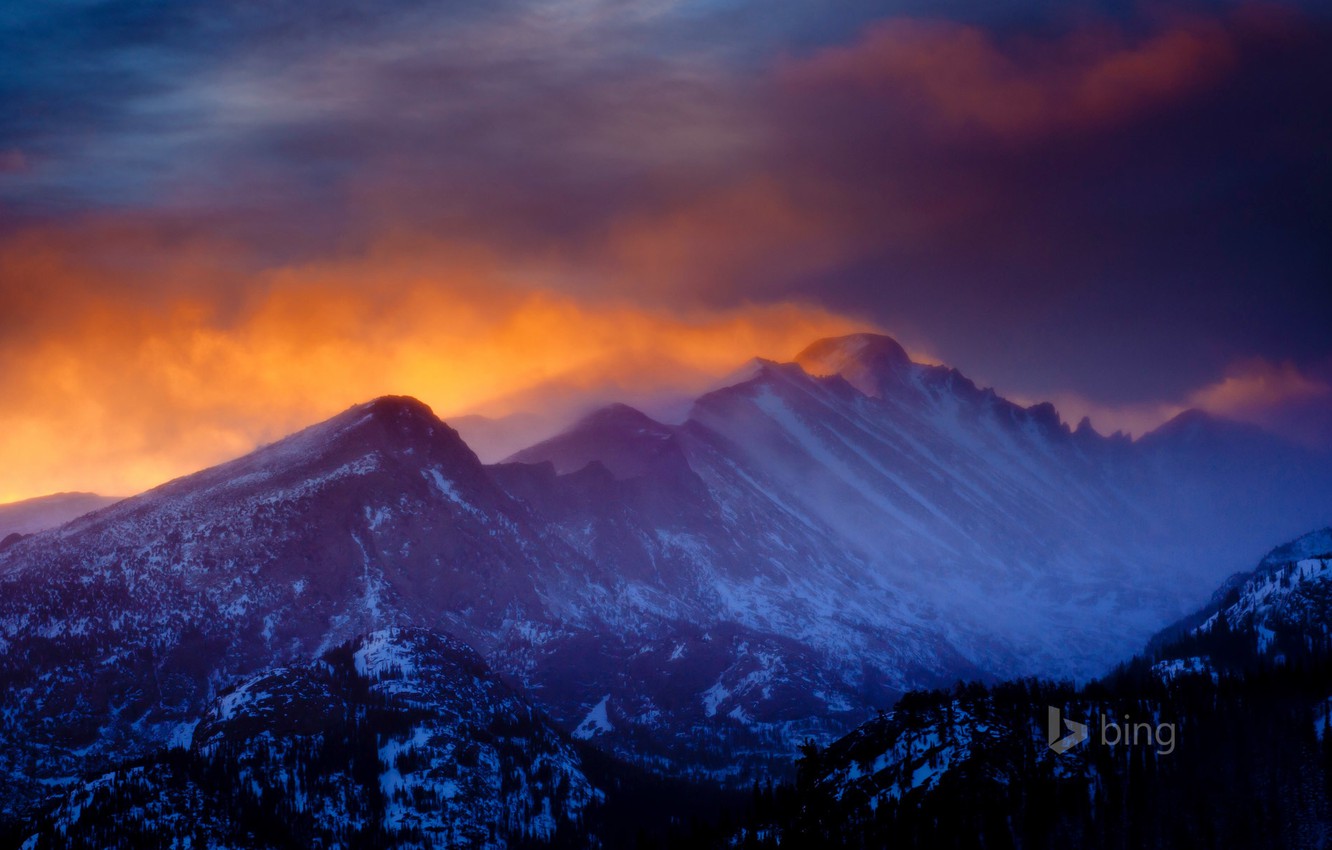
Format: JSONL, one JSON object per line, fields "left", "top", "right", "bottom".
{"left": 510, "top": 334, "right": 1332, "bottom": 681}
{"left": 0, "top": 397, "right": 575, "bottom": 818}
{"left": 0, "top": 391, "right": 932, "bottom": 819}
{"left": 15, "top": 628, "right": 601, "bottom": 849}
{"left": 683, "top": 355, "right": 1154, "bottom": 676}
{"left": 0, "top": 492, "right": 121, "bottom": 541}
{"left": 1151, "top": 527, "right": 1332, "bottom": 669}
{"left": 493, "top": 411, "right": 969, "bottom": 778}
{"left": 734, "top": 528, "right": 1332, "bottom": 850}
{"left": 1, "top": 334, "right": 1329, "bottom": 828}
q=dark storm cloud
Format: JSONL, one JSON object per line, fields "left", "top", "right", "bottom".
{"left": 0, "top": 0, "right": 515, "bottom": 218}
{"left": 0, "top": 0, "right": 1329, "bottom": 442}
{"left": 2, "top": 0, "right": 780, "bottom": 265}
{"left": 763, "top": 7, "right": 1332, "bottom": 409}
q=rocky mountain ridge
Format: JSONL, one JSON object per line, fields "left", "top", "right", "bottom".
{"left": 1, "top": 334, "right": 1328, "bottom": 834}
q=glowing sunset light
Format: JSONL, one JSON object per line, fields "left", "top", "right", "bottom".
{"left": 1, "top": 0, "right": 1328, "bottom": 503}
{"left": 0, "top": 226, "right": 869, "bottom": 502}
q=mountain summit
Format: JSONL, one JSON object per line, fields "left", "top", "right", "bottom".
{"left": 505, "top": 403, "right": 678, "bottom": 478}
{"left": 2, "top": 339, "right": 1331, "bottom": 821}
{"left": 794, "top": 333, "right": 913, "bottom": 396}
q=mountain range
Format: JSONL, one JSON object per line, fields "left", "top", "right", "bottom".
{"left": 1, "top": 333, "right": 1329, "bottom": 845}
{"left": 743, "top": 527, "right": 1332, "bottom": 849}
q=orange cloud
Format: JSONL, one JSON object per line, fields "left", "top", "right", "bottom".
{"left": 780, "top": 12, "right": 1240, "bottom": 141}
{"left": 1187, "top": 358, "right": 1329, "bottom": 412}
{"left": 0, "top": 221, "right": 868, "bottom": 503}
{"left": 599, "top": 176, "right": 857, "bottom": 300}
{"left": 1048, "top": 358, "right": 1332, "bottom": 444}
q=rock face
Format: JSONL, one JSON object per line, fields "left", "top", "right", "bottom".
{"left": 1, "top": 336, "right": 1330, "bottom": 826}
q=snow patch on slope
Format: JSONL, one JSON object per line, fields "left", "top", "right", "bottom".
{"left": 573, "top": 695, "right": 614, "bottom": 740}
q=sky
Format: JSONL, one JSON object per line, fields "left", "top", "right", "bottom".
{"left": 1, "top": 0, "right": 1330, "bottom": 501}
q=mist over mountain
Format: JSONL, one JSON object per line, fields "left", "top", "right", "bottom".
{"left": 1, "top": 334, "right": 1329, "bottom": 845}
{"left": 0, "top": 492, "right": 121, "bottom": 541}
{"left": 737, "top": 527, "right": 1332, "bottom": 849}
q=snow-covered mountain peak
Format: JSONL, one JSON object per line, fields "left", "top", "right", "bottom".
{"left": 51, "top": 395, "right": 484, "bottom": 535}
{"left": 1259, "top": 527, "right": 1332, "bottom": 570}
{"left": 3, "top": 343, "right": 1332, "bottom": 823}
{"left": 1149, "top": 527, "right": 1332, "bottom": 664}
{"left": 794, "top": 332, "right": 913, "bottom": 397}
